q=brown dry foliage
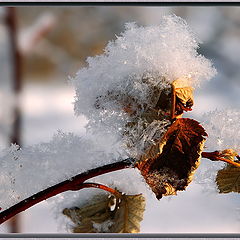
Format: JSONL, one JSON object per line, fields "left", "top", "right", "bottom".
{"left": 136, "top": 118, "right": 207, "bottom": 199}
{"left": 216, "top": 162, "right": 240, "bottom": 194}
{"left": 63, "top": 193, "right": 145, "bottom": 233}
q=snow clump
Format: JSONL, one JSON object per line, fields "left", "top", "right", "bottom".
{"left": 73, "top": 15, "right": 216, "bottom": 157}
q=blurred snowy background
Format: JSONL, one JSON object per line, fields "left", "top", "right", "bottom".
{"left": 0, "top": 6, "right": 239, "bottom": 233}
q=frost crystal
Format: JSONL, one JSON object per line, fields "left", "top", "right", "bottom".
{"left": 203, "top": 109, "right": 240, "bottom": 151}
{"left": 195, "top": 109, "right": 240, "bottom": 191}
{"left": 73, "top": 15, "right": 216, "bottom": 158}
{"left": 0, "top": 132, "right": 124, "bottom": 210}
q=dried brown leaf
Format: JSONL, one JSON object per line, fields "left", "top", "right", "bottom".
{"left": 62, "top": 194, "right": 114, "bottom": 233}
{"left": 216, "top": 163, "right": 240, "bottom": 193}
{"left": 63, "top": 193, "right": 145, "bottom": 233}
{"left": 136, "top": 118, "right": 207, "bottom": 199}
{"left": 72, "top": 220, "right": 97, "bottom": 233}
{"left": 172, "top": 78, "right": 194, "bottom": 117}
{"left": 110, "top": 194, "right": 145, "bottom": 233}
{"left": 174, "top": 87, "right": 194, "bottom": 106}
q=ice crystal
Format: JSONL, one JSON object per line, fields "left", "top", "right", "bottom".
{"left": 195, "top": 109, "right": 240, "bottom": 191}
{"left": 0, "top": 131, "right": 124, "bottom": 210}
{"left": 203, "top": 109, "right": 240, "bottom": 151}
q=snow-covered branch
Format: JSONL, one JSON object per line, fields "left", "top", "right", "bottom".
{"left": 0, "top": 158, "right": 134, "bottom": 224}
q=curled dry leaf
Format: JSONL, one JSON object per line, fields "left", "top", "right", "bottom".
{"left": 62, "top": 193, "right": 145, "bottom": 233}
{"left": 172, "top": 78, "right": 194, "bottom": 118}
{"left": 136, "top": 118, "right": 207, "bottom": 199}
{"left": 172, "top": 77, "right": 194, "bottom": 105}
{"left": 175, "top": 87, "right": 194, "bottom": 106}
{"left": 216, "top": 161, "right": 240, "bottom": 193}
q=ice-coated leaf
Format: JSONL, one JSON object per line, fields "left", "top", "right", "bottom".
{"left": 216, "top": 163, "right": 240, "bottom": 193}
{"left": 110, "top": 194, "right": 145, "bottom": 233}
{"left": 136, "top": 118, "right": 207, "bottom": 199}
{"left": 122, "top": 85, "right": 172, "bottom": 157}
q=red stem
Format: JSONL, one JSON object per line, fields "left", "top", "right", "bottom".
{"left": 74, "top": 182, "right": 122, "bottom": 198}
{"left": 0, "top": 158, "right": 134, "bottom": 225}
{"left": 202, "top": 151, "right": 240, "bottom": 168}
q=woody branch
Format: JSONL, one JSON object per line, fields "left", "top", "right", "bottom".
{"left": 1, "top": 150, "right": 239, "bottom": 225}
{"left": 0, "top": 158, "right": 134, "bottom": 225}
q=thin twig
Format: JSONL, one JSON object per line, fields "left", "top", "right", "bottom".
{"left": 0, "top": 158, "right": 134, "bottom": 225}
{"left": 73, "top": 182, "right": 122, "bottom": 198}
{"left": 202, "top": 151, "right": 240, "bottom": 168}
